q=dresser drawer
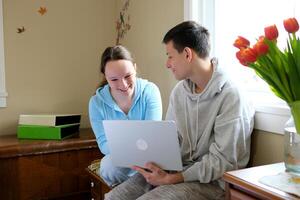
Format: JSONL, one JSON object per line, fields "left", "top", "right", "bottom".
{"left": 230, "top": 188, "right": 257, "bottom": 200}
{"left": 90, "top": 178, "right": 102, "bottom": 199}
{"left": 86, "top": 167, "right": 111, "bottom": 200}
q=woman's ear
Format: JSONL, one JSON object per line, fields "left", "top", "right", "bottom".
{"left": 184, "top": 47, "right": 193, "bottom": 62}
{"left": 133, "top": 63, "right": 137, "bottom": 71}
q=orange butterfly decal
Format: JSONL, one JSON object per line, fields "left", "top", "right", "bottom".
{"left": 38, "top": 7, "right": 47, "bottom": 15}
{"left": 17, "top": 26, "right": 25, "bottom": 34}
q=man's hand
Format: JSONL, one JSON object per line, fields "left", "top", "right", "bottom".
{"left": 132, "top": 162, "right": 183, "bottom": 186}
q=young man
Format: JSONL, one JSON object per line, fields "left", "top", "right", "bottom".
{"left": 104, "top": 21, "right": 254, "bottom": 200}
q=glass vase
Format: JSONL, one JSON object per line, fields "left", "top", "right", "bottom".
{"left": 284, "top": 101, "right": 300, "bottom": 174}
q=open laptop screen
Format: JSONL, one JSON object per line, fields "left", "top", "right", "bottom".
{"left": 103, "top": 120, "right": 183, "bottom": 171}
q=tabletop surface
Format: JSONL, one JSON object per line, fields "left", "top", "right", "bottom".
{"left": 0, "top": 128, "right": 97, "bottom": 158}
{"left": 224, "top": 162, "right": 299, "bottom": 200}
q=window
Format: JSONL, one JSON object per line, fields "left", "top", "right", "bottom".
{"left": 0, "top": 0, "right": 7, "bottom": 107}
{"left": 184, "top": 0, "right": 299, "bottom": 134}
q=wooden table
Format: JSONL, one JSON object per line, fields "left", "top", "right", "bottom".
{"left": 223, "top": 163, "right": 300, "bottom": 200}
{"left": 0, "top": 128, "right": 102, "bottom": 200}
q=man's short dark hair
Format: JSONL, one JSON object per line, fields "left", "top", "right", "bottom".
{"left": 163, "top": 21, "right": 210, "bottom": 58}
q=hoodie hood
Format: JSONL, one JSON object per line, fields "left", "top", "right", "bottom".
{"left": 182, "top": 58, "right": 227, "bottom": 101}
{"left": 95, "top": 78, "right": 149, "bottom": 111}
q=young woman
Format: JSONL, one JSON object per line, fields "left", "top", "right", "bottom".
{"left": 89, "top": 45, "right": 162, "bottom": 187}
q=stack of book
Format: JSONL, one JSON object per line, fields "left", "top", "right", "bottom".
{"left": 17, "top": 114, "right": 81, "bottom": 140}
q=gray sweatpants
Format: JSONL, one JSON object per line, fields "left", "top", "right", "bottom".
{"left": 104, "top": 173, "right": 225, "bottom": 200}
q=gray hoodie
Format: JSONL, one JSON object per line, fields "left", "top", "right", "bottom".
{"left": 166, "top": 58, "right": 254, "bottom": 186}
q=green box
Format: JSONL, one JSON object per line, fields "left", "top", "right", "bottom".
{"left": 17, "top": 123, "right": 80, "bottom": 140}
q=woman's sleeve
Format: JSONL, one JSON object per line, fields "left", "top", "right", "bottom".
{"left": 89, "top": 97, "right": 109, "bottom": 155}
{"left": 144, "top": 83, "right": 163, "bottom": 120}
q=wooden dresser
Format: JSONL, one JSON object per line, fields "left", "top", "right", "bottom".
{"left": 0, "top": 128, "right": 102, "bottom": 200}
{"left": 223, "top": 163, "right": 300, "bottom": 200}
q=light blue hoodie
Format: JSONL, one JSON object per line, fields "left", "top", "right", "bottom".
{"left": 89, "top": 78, "right": 162, "bottom": 155}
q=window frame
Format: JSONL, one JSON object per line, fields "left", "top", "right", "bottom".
{"left": 184, "top": 0, "right": 291, "bottom": 134}
{"left": 0, "top": 0, "right": 7, "bottom": 108}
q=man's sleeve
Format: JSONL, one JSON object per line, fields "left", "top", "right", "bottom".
{"left": 182, "top": 91, "right": 254, "bottom": 183}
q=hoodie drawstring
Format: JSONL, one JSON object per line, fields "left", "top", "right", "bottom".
{"left": 184, "top": 96, "right": 193, "bottom": 160}
{"left": 185, "top": 86, "right": 201, "bottom": 161}
{"left": 103, "top": 102, "right": 108, "bottom": 118}
{"left": 195, "top": 96, "right": 200, "bottom": 152}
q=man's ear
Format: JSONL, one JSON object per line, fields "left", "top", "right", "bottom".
{"left": 184, "top": 47, "right": 193, "bottom": 62}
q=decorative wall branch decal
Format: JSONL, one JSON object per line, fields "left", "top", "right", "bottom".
{"left": 17, "top": 26, "right": 25, "bottom": 34}
{"left": 116, "top": 0, "right": 131, "bottom": 44}
{"left": 38, "top": 6, "right": 47, "bottom": 16}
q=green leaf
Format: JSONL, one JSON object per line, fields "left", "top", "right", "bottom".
{"left": 249, "top": 63, "right": 288, "bottom": 101}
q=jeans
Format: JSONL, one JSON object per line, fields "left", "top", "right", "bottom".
{"left": 98, "top": 154, "right": 136, "bottom": 187}
{"left": 104, "top": 173, "right": 225, "bottom": 200}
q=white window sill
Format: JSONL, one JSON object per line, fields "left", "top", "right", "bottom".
{"left": 254, "top": 103, "right": 290, "bottom": 135}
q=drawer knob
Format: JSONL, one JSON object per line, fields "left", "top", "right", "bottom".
{"left": 91, "top": 181, "right": 94, "bottom": 188}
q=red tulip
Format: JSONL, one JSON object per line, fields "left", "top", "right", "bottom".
{"left": 233, "top": 36, "right": 250, "bottom": 49}
{"left": 253, "top": 38, "right": 269, "bottom": 56}
{"left": 236, "top": 51, "right": 248, "bottom": 66}
{"left": 258, "top": 35, "right": 265, "bottom": 42}
{"left": 264, "top": 25, "right": 279, "bottom": 40}
{"left": 241, "top": 48, "right": 257, "bottom": 62}
{"left": 283, "top": 18, "right": 299, "bottom": 33}
{"left": 236, "top": 47, "right": 258, "bottom": 66}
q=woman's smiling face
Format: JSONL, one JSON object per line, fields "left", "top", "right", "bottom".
{"left": 104, "top": 59, "right": 136, "bottom": 97}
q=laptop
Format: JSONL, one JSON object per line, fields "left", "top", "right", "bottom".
{"left": 103, "top": 120, "right": 183, "bottom": 171}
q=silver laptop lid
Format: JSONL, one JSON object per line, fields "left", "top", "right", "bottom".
{"left": 103, "top": 120, "right": 183, "bottom": 171}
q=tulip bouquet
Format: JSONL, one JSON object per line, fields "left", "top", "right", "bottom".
{"left": 234, "top": 17, "right": 300, "bottom": 133}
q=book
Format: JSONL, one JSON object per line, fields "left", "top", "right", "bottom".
{"left": 19, "top": 114, "right": 81, "bottom": 126}
{"left": 17, "top": 123, "right": 80, "bottom": 140}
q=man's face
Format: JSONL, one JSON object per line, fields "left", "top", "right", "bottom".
{"left": 165, "top": 41, "right": 190, "bottom": 80}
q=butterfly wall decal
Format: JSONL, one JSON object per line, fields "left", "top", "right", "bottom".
{"left": 38, "top": 6, "right": 47, "bottom": 15}
{"left": 17, "top": 26, "right": 25, "bottom": 34}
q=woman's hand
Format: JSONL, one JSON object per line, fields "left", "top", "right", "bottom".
{"left": 132, "top": 162, "right": 183, "bottom": 186}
